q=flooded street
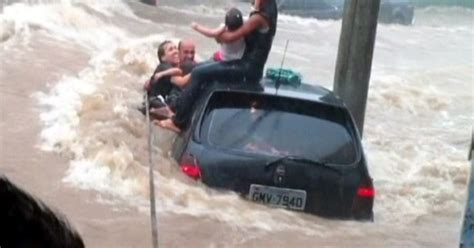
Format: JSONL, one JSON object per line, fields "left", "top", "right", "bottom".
{"left": 1, "top": 1, "right": 472, "bottom": 247}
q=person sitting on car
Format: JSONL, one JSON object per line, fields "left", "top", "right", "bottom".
{"left": 155, "top": 0, "right": 278, "bottom": 133}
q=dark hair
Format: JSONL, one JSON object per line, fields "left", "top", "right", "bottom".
{"left": 0, "top": 177, "right": 85, "bottom": 248}
{"left": 225, "top": 8, "right": 244, "bottom": 31}
{"left": 157, "top": 40, "right": 172, "bottom": 63}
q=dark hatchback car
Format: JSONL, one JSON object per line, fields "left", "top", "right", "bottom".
{"left": 170, "top": 77, "right": 374, "bottom": 220}
{"left": 241, "top": 0, "right": 415, "bottom": 25}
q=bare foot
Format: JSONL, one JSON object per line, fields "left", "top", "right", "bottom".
{"left": 154, "top": 119, "right": 181, "bottom": 133}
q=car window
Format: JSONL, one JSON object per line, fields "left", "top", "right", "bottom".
{"left": 200, "top": 92, "right": 358, "bottom": 165}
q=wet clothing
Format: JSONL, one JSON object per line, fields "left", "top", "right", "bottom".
{"left": 172, "top": 60, "right": 250, "bottom": 127}
{"left": 166, "top": 87, "right": 182, "bottom": 111}
{"left": 148, "top": 62, "right": 175, "bottom": 101}
{"left": 148, "top": 62, "right": 194, "bottom": 111}
{"left": 244, "top": 2, "right": 278, "bottom": 80}
{"left": 141, "top": 62, "right": 195, "bottom": 114}
{"left": 220, "top": 37, "right": 246, "bottom": 61}
{"left": 172, "top": 1, "right": 278, "bottom": 128}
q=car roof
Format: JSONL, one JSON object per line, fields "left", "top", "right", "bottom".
{"left": 260, "top": 78, "right": 346, "bottom": 108}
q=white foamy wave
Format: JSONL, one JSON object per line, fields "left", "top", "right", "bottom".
{"left": 278, "top": 13, "right": 340, "bottom": 28}
{"left": 34, "top": 30, "right": 167, "bottom": 198}
{"left": 366, "top": 140, "right": 469, "bottom": 223}
{"left": 369, "top": 75, "right": 451, "bottom": 116}
{"left": 0, "top": 0, "right": 139, "bottom": 51}
{"left": 0, "top": 18, "right": 15, "bottom": 42}
{"left": 363, "top": 70, "right": 472, "bottom": 223}
{"left": 64, "top": 159, "right": 143, "bottom": 199}
{"left": 160, "top": 4, "right": 226, "bottom": 18}
{"left": 415, "top": 6, "right": 474, "bottom": 27}
{"left": 35, "top": 75, "right": 95, "bottom": 153}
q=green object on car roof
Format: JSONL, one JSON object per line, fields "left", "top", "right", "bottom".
{"left": 265, "top": 68, "right": 302, "bottom": 87}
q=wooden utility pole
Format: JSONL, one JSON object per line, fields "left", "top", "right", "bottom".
{"left": 334, "top": 0, "right": 381, "bottom": 137}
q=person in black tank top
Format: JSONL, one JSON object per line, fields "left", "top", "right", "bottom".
{"left": 243, "top": 0, "right": 278, "bottom": 80}
{"left": 157, "top": 0, "right": 278, "bottom": 132}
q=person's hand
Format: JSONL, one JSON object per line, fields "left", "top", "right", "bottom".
{"left": 191, "top": 22, "right": 199, "bottom": 30}
{"left": 144, "top": 79, "right": 151, "bottom": 91}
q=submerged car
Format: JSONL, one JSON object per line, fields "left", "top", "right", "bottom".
{"left": 170, "top": 73, "right": 374, "bottom": 220}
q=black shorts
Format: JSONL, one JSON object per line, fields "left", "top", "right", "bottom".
{"left": 166, "top": 87, "right": 182, "bottom": 112}
{"left": 149, "top": 96, "right": 167, "bottom": 109}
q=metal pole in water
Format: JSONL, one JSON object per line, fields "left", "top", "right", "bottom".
{"left": 333, "top": 0, "right": 381, "bottom": 137}
{"left": 144, "top": 93, "right": 159, "bottom": 248}
{"left": 275, "top": 40, "right": 290, "bottom": 94}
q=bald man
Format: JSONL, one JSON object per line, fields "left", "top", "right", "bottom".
{"left": 178, "top": 39, "right": 196, "bottom": 66}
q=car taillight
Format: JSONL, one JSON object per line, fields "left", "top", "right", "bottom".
{"left": 352, "top": 177, "right": 375, "bottom": 221}
{"left": 357, "top": 186, "right": 375, "bottom": 198}
{"left": 180, "top": 154, "right": 201, "bottom": 180}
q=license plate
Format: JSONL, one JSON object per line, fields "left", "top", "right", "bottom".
{"left": 249, "top": 184, "right": 307, "bottom": 210}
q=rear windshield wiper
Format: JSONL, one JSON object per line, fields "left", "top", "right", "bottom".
{"left": 265, "top": 155, "right": 341, "bottom": 174}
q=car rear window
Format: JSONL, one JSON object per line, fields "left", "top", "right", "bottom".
{"left": 200, "top": 91, "right": 358, "bottom": 165}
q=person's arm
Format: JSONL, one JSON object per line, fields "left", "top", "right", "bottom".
{"left": 153, "top": 68, "right": 182, "bottom": 81}
{"left": 192, "top": 22, "right": 225, "bottom": 38}
{"left": 146, "top": 67, "right": 182, "bottom": 91}
{"left": 171, "top": 74, "right": 191, "bottom": 88}
{"left": 216, "top": 14, "right": 267, "bottom": 43}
